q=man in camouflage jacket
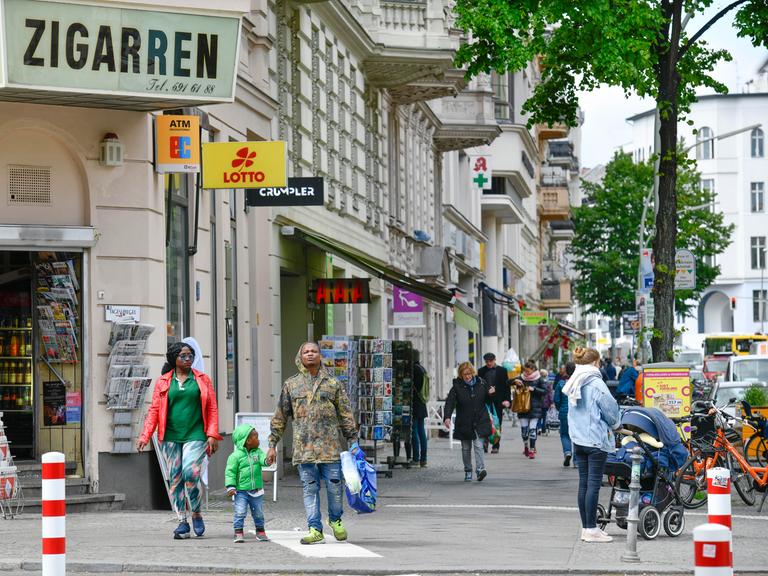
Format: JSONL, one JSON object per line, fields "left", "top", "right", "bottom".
{"left": 266, "top": 342, "right": 358, "bottom": 545}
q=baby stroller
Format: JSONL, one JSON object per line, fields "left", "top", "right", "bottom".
{"left": 597, "top": 407, "right": 689, "bottom": 540}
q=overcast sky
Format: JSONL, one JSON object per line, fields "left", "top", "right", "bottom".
{"left": 579, "top": 7, "right": 768, "bottom": 168}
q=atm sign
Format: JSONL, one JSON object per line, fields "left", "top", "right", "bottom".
{"left": 311, "top": 279, "right": 371, "bottom": 305}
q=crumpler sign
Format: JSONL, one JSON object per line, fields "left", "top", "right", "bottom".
{"left": 202, "top": 141, "right": 287, "bottom": 189}
{"left": 2, "top": 0, "right": 240, "bottom": 103}
{"left": 246, "top": 177, "right": 324, "bottom": 207}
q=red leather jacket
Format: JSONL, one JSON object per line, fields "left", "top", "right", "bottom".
{"left": 139, "top": 369, "right": 222, "bottom": 444}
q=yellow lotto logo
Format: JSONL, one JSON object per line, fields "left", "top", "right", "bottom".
{"left": 202, "top": 141, "right": 287, "bottom": 189}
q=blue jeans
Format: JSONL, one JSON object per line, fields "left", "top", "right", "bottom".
{"left": 298, "top": 462, "right": 344, "bottom": 531}
{"left": 559, "top": 418, "right": 572, "bottom": 456}
{"left": 411, "top": 417, "right": 427, "bottom": 463}
{"left": 573, "top": 444, "right": 608, "bottom": 529}
{"left": 233, "top": 490, "right": 265, "bottom": 531}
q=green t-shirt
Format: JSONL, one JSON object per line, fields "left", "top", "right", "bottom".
{"left": 164, "top": 372, "right": 207, "bottom": 443}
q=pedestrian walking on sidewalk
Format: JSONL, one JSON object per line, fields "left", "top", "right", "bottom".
{"left": 562, "top": 347, "right": 620, "bottom": 543}
{"left": 137, "top": 342, "right": 222, "bottom": 540}
{"left": 512, "top": 360, "right": 547, "bottom": 459}
{"left": 477, "top": 352, "right": 511, "bottom": 454}
{"left": 410, "top": 349, "right": 429, "bottom": 467}
{"left": 266, "top": 342, "right": 359, "bottom": 545}
{"left": 226, "top": 425, "right": 269, "bottom": 543}
{"left": 443, "top": 361, "right": 492, "bottom": 482}
{"left": 553, "top": 362, "right": 575, "bottom": 466}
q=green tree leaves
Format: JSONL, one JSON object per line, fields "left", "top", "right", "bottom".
{"left": 571, "top": 151, "right": 733, "bottom": 318}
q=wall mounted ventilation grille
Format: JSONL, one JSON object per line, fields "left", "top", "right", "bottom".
{"left": 8, "top": 165, "right": 52, "bottom": 206}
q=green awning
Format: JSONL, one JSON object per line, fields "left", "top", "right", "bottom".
{"left": 453, "top": 300, "right": 479, "bottom": 333}
{"left": 291, "top": 226, "right": 455, "bottom": 306}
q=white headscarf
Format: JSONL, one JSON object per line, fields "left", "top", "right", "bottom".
{"left": 561, "top": 363, "right": 602, "bottom": 406}
{"left": 182, "top": 336, "right": 205, "bottom": 373}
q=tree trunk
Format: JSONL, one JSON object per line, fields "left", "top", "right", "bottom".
{"left": 651, "top": 2, "right": 682, "bottom": 363}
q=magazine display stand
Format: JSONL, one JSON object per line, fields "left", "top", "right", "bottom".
{"left": 0, "top": 411, "right": 23, "bottom": 518}
{"left": 105, "top": 322, "right": 154, "bottom": 453}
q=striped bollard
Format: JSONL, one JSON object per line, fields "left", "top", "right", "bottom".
{"left": 707, "top": 467, "right": 732, "bottom": 529}
{"left": 42, "top": 452, "right": 66, "bottom": 576}
{"left": 694, "top": 523, "right": 733, "bottom": 576}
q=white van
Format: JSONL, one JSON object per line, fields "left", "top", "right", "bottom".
{"left": 725, "top": 354, "right": 768, "bottom": 382}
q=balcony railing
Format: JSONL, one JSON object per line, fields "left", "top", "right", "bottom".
{"left": 539, "top": 188, "right": 570, "bottom": 221}
{"left": 382, "top": 0, "right": 427, "bottom": 32}
{"left": 541, "top": 279, "right": 572, "bottom": 308}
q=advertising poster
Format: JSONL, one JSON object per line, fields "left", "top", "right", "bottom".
{"left": 521, "top": 310, "right": 548, "bottom": 326}
{"left": 642, "top": 366, "right": 691, "bottom": 418}
{"left": 43, "top": 381, "right": 67, "bottom": 426}
{"left": 66, "top": 392, "right": 82, "bottom": 424}
{"left": 640, "top": 248, "right": 654, "bottom": 292}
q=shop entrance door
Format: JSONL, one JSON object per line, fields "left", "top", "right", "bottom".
{"left": 0, "top": 251, "right": 83, "bottom": 475}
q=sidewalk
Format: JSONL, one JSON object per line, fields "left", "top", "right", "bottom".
{"left": 1, "top": 424, "right": 767, "bottom": 575}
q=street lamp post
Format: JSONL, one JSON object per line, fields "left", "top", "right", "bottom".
{"left": 761, "top": 246, "right": 766, "bottom": 334}
{"left": 637, "top": 123, "right": 762, "bottom": 361}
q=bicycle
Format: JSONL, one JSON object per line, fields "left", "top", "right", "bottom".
{"left": 675, "top": 400, "right": 768, "bottom": 512}
{"left": 741, "top": 400, "right": 768, "bottom": 468}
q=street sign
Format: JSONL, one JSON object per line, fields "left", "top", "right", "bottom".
{"left": 636, "top": 291, "right": 654, "bottom": 325}
{"left": 640, "top": 248, "right": 654, "bottom": 293}
{"left": 675, "top": 249, "right": 696, "bottom": 290}
{"left": 622, "top": 311, "right": 641, "bottom": 335}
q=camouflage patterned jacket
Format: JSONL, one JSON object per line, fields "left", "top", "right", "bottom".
{"left": 269, "top": 359, "right": 358, "bottom": 465}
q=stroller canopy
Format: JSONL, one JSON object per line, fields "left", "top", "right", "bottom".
{"left": 622, "top": 408, "right": 660, "bottom": 439}
{"left": 620, "top": 407, "right": 689, "bottom": 472}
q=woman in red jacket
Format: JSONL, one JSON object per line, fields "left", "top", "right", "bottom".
{"left": 137, "top": 342, "right": 221, "bottom": 539}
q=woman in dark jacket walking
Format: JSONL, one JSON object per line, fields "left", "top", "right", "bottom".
{"left": 553, "top": 362, "right": 576, "bottom": 466}
{"left": 444, "top": 361, "right": 492, "bottom": 482}
{"left": 512, "top": 360, "right": 548, "bottom": 459}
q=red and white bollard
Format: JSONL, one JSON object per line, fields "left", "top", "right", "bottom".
{"left": 694, "top": 523, "right": 733, "bottom": 576}
{"left": 707, "top": 467, "right": 732, "bottom": 529}
{"left": 42, "top": 452, "right": 65, "bottom": 576}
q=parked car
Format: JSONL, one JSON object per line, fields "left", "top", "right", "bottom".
{"left": 675, "top": 349, "right": 703, "bottom": 369}
{"left": 724, "top": 354, "right": 768, "bottom": 383}
{"left": 703, "top": 352, "right": 734, "bottom": 382}
{"left": 708, "top": 381, "right": 768, "bottom": 418}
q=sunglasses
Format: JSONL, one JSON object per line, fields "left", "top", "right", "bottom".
{"left": 178, "top": 353, "right": 194, "bottom": 361}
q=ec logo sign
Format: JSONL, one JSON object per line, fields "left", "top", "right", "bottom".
{"left": 170, "top": 136, "right": 192, "bottom": 159}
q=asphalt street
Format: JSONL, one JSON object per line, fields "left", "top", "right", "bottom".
{"left": 1, "top": 422, "right": 767, "bottom": 575}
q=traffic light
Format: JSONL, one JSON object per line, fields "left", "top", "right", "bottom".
{"left": 731, "top": 297, "right": 737, "bottom": 310}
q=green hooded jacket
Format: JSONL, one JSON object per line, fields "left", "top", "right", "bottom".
{"left": 225, "top": 424, "right": 268, "bottom": 491}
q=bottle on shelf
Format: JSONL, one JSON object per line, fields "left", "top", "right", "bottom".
{"left": 8, "top": 334, "right": 18, "bottom": 357}
{"left": 1, "top": 387, "right": 9, "bottom": 410}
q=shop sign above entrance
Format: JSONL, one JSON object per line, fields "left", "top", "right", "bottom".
{"left": 0, "top": 0, "right": 240, "bottom": 108}
{"left": 155, "top": 116, "right": 200, "bottom": 173}
{"left": 245, "top": 177, "right": 324, "bottom": 207}
{"left": 521, "top": 309, "right": 548, "bottom": 326}
{"left": 202, "top": 141, "right": 286, "bottom": 189}
{"left": 310, "top": 279, "right": 371, "bottom": 305}
{"left": 105, "top": 305, "right": 141, "bottom": 323}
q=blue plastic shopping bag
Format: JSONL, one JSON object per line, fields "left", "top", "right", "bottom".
{"left": 342, "top": 444, "right": 377, "bottom": 514}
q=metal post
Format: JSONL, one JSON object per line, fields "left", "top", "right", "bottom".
{"left": 621, "top": 446, "right": 643, "bottom": 563}
{"left": 761, "top": 247, "right": 765, "bottom": 334}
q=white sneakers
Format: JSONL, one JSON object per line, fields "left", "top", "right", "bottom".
{"left": 581, "top": 527, "right": 613, "bottom": 542}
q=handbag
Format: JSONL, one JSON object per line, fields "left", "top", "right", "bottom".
{"left": 487, "top": 404, "right": 500, "bottom": 444}
{"left": 512, "top": 382, "right": 531, "bottom": 413}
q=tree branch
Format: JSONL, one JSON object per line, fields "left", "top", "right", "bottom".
{"left": 678, "top": 0, "right": 750, "bottom": 60}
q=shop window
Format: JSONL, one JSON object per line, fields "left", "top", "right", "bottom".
{"left": 165, "top": 174, "right": 190, "bottom": 343}
{"left": 753, "top": 290, "right": 767, "bottom": 322}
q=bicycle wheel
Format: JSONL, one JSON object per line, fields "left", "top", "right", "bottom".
{"left": 744, "top": 434, "right": 768, "bottom": 468}
{"left": 675, "top": 454, "right": 708, "bottom": 509}
{"left": 728, "top": 453, "right": 756, "bottom": 507}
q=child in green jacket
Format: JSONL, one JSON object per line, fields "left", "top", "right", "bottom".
{"left": 225, "top": 424, "right": 269, "bottom": 543}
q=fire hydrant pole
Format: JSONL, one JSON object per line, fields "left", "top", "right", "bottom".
{"left": 621, "top": 446, "right": 643, "bottom": 563}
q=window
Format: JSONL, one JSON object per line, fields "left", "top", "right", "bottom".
{"left": 751, "top": 182, "right": 765, "bottom": 213}
{"left": 752, "top": 128, "right": 765, "bottom": 158}
{"left": 491, "top": 72, "right": 510, "bottom": 121}
{"left": 751, "top": 236, "right": 766, "bottom": 269}
{"left": 754, "top": 290, "right": 767, "bottom": 322}
{"left": 165, "top": 173, "right": 190, "bottom": 343}
{"left": 696, "top": 127, "right": 714, "bottom": 160}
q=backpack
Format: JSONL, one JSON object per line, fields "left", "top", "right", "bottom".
{"left": 416, "top": 364, "right": 430, "bottom": 403}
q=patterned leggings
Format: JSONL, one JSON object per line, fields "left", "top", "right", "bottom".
{"left": 519, "top": 417, "right": 539, "bottom": 449}
{"left": 159, "top": 440, "right": 207, "bottom": 521}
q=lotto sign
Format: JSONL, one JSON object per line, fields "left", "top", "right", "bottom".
{"left": 469, "top": 155, "right": 492, "bottom": 191}
{"left": 202, "top": 141, "right": 287, "bottom": 189}
{"left": 155, "top": 115, "right": 200, "bottom": 173}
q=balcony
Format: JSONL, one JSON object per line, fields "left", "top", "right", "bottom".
{"left": 480, "top": 177, "right": 524, "bottom": 224}
{"left": 541, "top": 279, "right": 572, "bottom": 310}
{"left": 323, "top": 0, "right": 461, "bottom": 97}
{"left": 538, "top": 187, "right": 570, "bottom": 221}
{"left": 537, "top": 121, "right": 569, "bottom": 141}
{"left": 546, "top": 140, "right": 575, "bottom": 166}
{"left": 432, "top": 89, "right": 501, "bottom": 152}
{"left": 549, "top": 220, "right": 575, "bottom": 240}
